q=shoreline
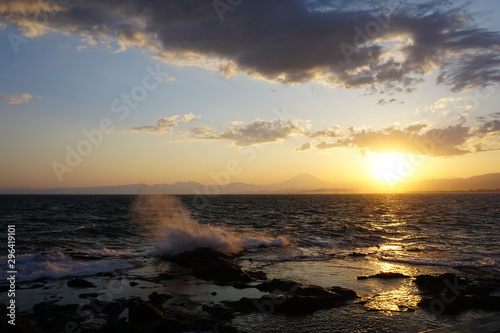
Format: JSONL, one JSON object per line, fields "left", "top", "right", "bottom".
{"left": 2, "top": 247, "right": 500, "bottom": 332}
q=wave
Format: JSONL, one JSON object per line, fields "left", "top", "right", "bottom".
{"left": 1, "top": 251, "right": 134, "bottom": 283}
{"left": 133, "top": 195, "right": 291, "bottom": 256}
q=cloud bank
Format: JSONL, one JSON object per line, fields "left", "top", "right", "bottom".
{"left": 2, "top": 0, "right": 500, "bottom": 92}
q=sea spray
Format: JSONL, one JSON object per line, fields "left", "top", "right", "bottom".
{"left": 133, "top": 195, "right": 290, "bottom": 255}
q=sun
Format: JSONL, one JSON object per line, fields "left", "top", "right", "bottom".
{"left": 371, "top": 153, "right": 414, "bottom": 184}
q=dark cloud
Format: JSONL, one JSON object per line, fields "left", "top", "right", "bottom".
{"left": 2, "top": 0, "right": 500, "bottom": 92}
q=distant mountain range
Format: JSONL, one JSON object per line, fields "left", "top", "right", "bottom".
{"left": 1, "top": 172, "right": 499, "bottom": 194}
{"left": 406, "top": 173, "right": 500, "bottom": 192}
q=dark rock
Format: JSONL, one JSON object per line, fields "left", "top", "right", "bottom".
{"left": 148, "top": 292, "right": 173, "bottom": 305}
{"left": 67, "top": 278, "right": 96, "bottom": 288}
{"left": 348, "top": 252, "right": 367, "bottom": 257}
{"left": 0, "top": 303, "right": 44, "bottom": 333}
{"left": 211, "top": 291, "right": 217, "bottom": 296}
{"left": 33, "top": 302, "right": 84, "bottom": 331}
{"left": 158, "top": 272, "right": 176, "bottom": 280}
{"left": 100, "top": 320, "right": 141, "bottom": 333}
{"left": 142, "top": 317, "right": 193, "bottom": 333}
{"left": 357, "top": 272, "right": 409, "bottom": 280}
{"left": 329, "top": 286, "right": 358, "bottom": 299}
{"left": 224, "top": 284, "right": 354, "bottom": 316}
{"left": 202, "top": 304, "right": 234, "bottom": 319}
{"left": 129, "top": 281, "right": 139, "bottom": 287}
{"left": 255, "top": 279, "right": 300, "bottom": 292}
{"left": 78, "top": 292, "right": 100, "bottom": 299}
{"left": 247, "top": 270, "right": 267, "bottom": 280}
{"left": 165, "top": 247, "right": 254, "bottom": 283}
{"left": 87, "top": 299, "right": 127, "bottom": 318}
{"left": 127, "top": 299, "right": 164, "bottom": 323}
{"left": 414, "top": 273, "right": 469, "bottom": 294}
{"left": 418, "top": 294, "right": 500, "bottom": 314}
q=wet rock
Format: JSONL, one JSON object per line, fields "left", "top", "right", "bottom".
{"left": 224, "top": 284, "right": 355, "bottom": 316}
{"left": 328, "top": 286, "right": 358, "bottom": 299}
{"left": 415, "top": 273, "right": 500, "bottom": 314}
{"left": 247, "top": 270, "right": 267, "bottom": 280}
{"left": 129, "top": 281, "right": 139, "bottom": 287}
{"left": 255, "top": 278, "right": 300, "bottom": 292}
{"left": 158, "top": 272, "right": 176, "bottom": 280}
{"left": 414, "top": 273, "right": 469, "bottom": 294}
{"left": 78, "top": 292, "right": 100, "bottom": 299}
{"left": 148, "top": 292, "right": 173, "bottom": 305}
{"left": 357, "top": 272, "right": 409, "bottom": 280}
{"left": 127, "top": 298, "right": 164, "bottom": 323}
{"left": 202, "top": 304, "right": 234, "bottom": 319}
{"left": 33, "top": 302, "right": 84, "bottom": 331}
{"left": 418, "top": 294, "right": 500, "bottom": 314}
{"left": 100, "top": 320, "right": 141, "bottom": 333}
{"left": 164, "top": 247, "right": 254, "bottom": 283}
{"left": 67, "top": 278, "right": 96, "bottom": 288}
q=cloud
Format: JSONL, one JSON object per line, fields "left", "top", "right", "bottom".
{"left": 377, "top": 98, "right": 398, "bottom": 105}
{"left": 476, "top": 113, "right": 500, "bottom": 136}
{"left": 191, "top": 119, "right": 304, "bottom": 146}
{"left": 295, "top": 142, "right": 312, "bottom": 151}
{"left": 0, "top": 93, "right": 32, "bottom": 104}
{"left": 314, "top": 123, "right": 472, "bottom": 156}
{"left": 132, "top": 113, "right": 199, "bottom": 133}
{"left": 307, "top": 126, "right": 341, "bottom": 138}
{"left": 2, "top": 1, "right": 500, "bottom": 92}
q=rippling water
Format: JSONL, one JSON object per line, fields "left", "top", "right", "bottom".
{"left": 0, "top": 193, "right": 499, "bottom": 332}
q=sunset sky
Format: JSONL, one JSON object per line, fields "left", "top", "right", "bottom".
{"left": 1, "top": 0, "right": 500, "bottom": 192}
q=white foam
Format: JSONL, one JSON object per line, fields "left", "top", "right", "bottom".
{"left": 1, "top": 251, "right": 134, "bottom": 282}
{"left": 134, "top": 195, "right": 291, "bottom": 255}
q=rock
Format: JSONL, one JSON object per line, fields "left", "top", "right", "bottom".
{"left": 67, "top": 278, "right": 96, "bottom": 288}
{"left": 78, "top": 292, "right": 100, "bottom": 299}
{"left": 357, "top": 272, "right": 409, "bottom": 280}
{"left": 247, "top": 270, "right": 267, "bottom": 280}
{"left": 148, "top": 292, "right": 173, "bottom": 305}
{"left": 158, "top": 272, "right": 176, "bottom": 280}
{"left": 211, "top": 291, "right": 217, "bottom": 296}
{"left": 329, "top": 286, "right": 358, "bottom": 299}
{"left": 33, "top": 302, "right": 84, "bottom": 331}
{"left": 165, "top": 247, "right": 254, "bottom": 283}
{"left": 129, "top": 281, "right": 138, "bottom": 287}
{"left": 127, "top": 299, "right": 164, "bottom": 323}
{"left": 223, "top": 284, "right": 356, "bottom": 316}
{"left": 348, "top": 252, "right": 367, "bottom": 257}
{"left": 100, "top": 320, "right": 141, "bottom": 333}
{"left": 414, "top": 273, "right": 469, "bottom": 294}
{"left": 202, "top": 304, "right": 234, "bottom": 319}
{"left": 255, "top": 279, "right": 300, "bottom": 292}
{"left": 418, "top": 294, "right": 500, "bottom": 314}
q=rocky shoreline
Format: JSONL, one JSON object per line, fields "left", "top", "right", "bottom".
{"left": 1, "top": 247, "right": 500, "bottom": 332}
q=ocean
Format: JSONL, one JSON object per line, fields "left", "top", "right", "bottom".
{"left": 1, "top": 193, "right": 499, "bottom": 332}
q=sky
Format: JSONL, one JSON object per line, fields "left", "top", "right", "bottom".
{"left": 1, "top": 0, "right": 500, "bottom": 192}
